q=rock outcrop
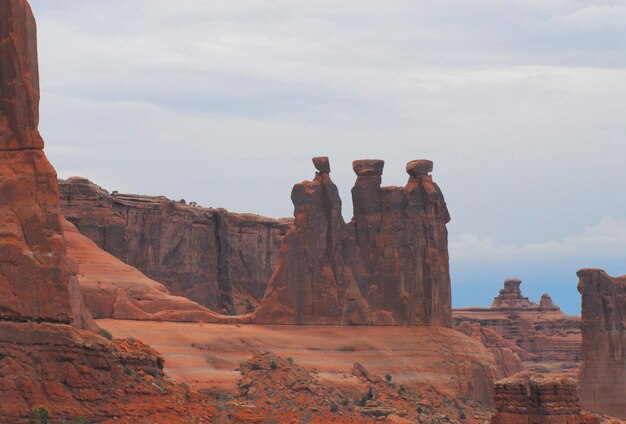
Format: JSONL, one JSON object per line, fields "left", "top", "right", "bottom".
{"left": 0, "top": 2, "right": 214, "bottom": 421}
{"left": 59, "top": 177, "right": 291, "bottom": 315}
{"left": 577, "top": 269, "right": 626, "bottom": 419}
{"left": 491, "top": 372, "right": 595, "bottom": 424}
{"left": 63, "top": 218, "right": 237, "bottom": 323}
{"left": 453, "top": 279, "right": 581, "bottom": 376}
{"left": 254, "top": 157, "right": 452, "bottom": 326}
{"left": 456, "top": 321, "right": 525, "bottom": 379}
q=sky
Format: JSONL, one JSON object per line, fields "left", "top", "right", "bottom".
{"left": 30, "top": 0, "right": 626, "bottom": 315}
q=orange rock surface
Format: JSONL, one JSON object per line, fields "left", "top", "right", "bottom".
{"left": 254, "top": 157, "right": 452, "bottom": 326}
{"left": 453, "top": 279, "right": 581, "bottom": 377}
{"left": 577, "top": 269, "right": 626, "bottom": 419}
{"left": 491, "top": 372, "right": 600, "bottom": 424}
{"left": 63, "top": 218, "right": 236, "bottom": 323}
{"left": 60, "top": 177, "right": 291, "bottom": 315}
{"left": 99, "top": 319, "right": 498, "bottom": 406}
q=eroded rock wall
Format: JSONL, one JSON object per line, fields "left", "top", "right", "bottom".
{"left": 59, "top": 177, "right": 291, "bottom": 315}
{"left": 577, "top": 269, "right": 626, "bottom": 419}
{"left": 254, "top": 157, "right": 452, "bottom": 326}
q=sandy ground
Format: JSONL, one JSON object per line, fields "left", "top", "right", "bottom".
{"left": 99, "top": 319, "right": 495, "bottom": 400}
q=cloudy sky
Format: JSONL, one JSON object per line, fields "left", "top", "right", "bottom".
{"left": 30, "top": 1, "right": 626, "bottom": 314}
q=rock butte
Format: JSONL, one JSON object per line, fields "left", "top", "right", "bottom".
{"left": 577, "top": 269, "right": 626, "bottom": 419}
{"left": 59, "top": 177, "right": 291, "bottom": 316}
{"left": 491, "top": 372, "right": 597, "bottom": 424}
{"left": 254, "top": 157, "right": 451, "bottom": 326}
{"left": 453, "top": 279, "right": 581, "bottom": 377}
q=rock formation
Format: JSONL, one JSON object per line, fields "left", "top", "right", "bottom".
{"left": 491, "top": 372, "right": 596, "bottom": 424}
{"left": 454, "top": 279, "right": 581, "bottom": 376}
{"left": 254, "top": 157, "right": 452, "bottom": 326}
{"left": 59, "top": 177, "right": 291, "bottom": 315}
{"left": 63, "top": 218, "right": 239, "bottom": 323}
{"left": 456, "top": 321, "right": 525, "bottom": 379}
{"left": 0, "top": 2, "right": 213, "bottom": 421}
{"left": 577, "top": 269, "right": 626, "bottom": 418}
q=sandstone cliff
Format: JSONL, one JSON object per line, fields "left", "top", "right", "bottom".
{"left": 491, "top": 372, "right": 597, "bottom": 424}
{"left": 0, "top": 3, "right": 214, "bottom": 421}
{"left": 254, "top": 157, "right": 452, "bottom": 326}
{"left": 577, "top": 269, "right": 626, "bottom": 419}
{"left": 59, "top": 177, "right": 291, "bottom": 315}
{"left": 453, "top": 279, "right": 581, "bottom": 377}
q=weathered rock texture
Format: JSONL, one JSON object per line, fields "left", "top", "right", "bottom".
{"left": 59, "top": 177, "right": 291, "bottom": 315}
{"left": 254, "top": 157, "right": 452, "bottom": 326}
{"left": 577, "top": 269, "right": 626, "bottom": 419}
{"left": 454, "top": 279, "right": 581, "bottom": 377}
{"left": 0, "top": 0, "right": 77, "bottom": 324}
{"left": 0, "top": 3, "right": 214, "bottom": 422}
{"left": 63, "top": 218, "right": 239, "bottom": 323}
{"left": 491, "top": 372, "right": 595, "bottom": 424}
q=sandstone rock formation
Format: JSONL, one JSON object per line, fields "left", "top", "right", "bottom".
{"left": 59, "top": 177, "right": 291, "bottom": 315}
{"left": 456, "top": 321, "right": 525, "bottom": 379}
{"left": 0, "top": 2, "right": 214, "bottom": 421}
{"left": 454, "top": 279, "right": 581, "bottom": 376}
{"left": 577, "top": 269, "right": 626, "bottom": 419}
{"left": 491, "top": 372, "right": 596, "bottom": 424}
{"left": 63, "top": 218, "right": 236, "bottom": 323}
{"left": 254, "top": 157, "right": 452, "bottom": 326}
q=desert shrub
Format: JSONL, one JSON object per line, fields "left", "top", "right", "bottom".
{"left": 385, "top": 374, "right": 393, "bottom": 383}
{"left": 31, "top": 407, "right": 49, "bottom": 424}
{"left": 330, "top": 403, "right": 339, "bottom": 413}
{"left": 97, "top": 327, "right": 113, "bottom": 340}
{"left": 269, "top": 359, "right": 277, "bottom": 370}
{"left": 398, "top": 385, "right": 406, "bottom": 395}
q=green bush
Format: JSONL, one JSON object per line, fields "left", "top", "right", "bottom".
{"left": 31, "top": 407, "right": 49, "bottom": 424}
{"left": 269, "top": 359, "right": 277, "bottom": 370}
{"left": 385, "top": 374, "right": 393, "bottom": 383}
{"left": 97, "top": 327, "right": 113, "bottom": 340}
{"left": 330, "top": 403, "right": 339, "bottom": 413}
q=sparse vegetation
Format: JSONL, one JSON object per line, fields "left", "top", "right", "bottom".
{"left": 31, "top": 407, "right": 49, "bottom": 424}
{"left": 97, "top": 327, "right": 113, "bottom": 340}
{"left": 398, "top": 385, "right": 406, "bottom": 395}
{"left": 270, "top": 359, "right": 277, "bottom": 370}
{"left": 385, "top": 373, "right": 393, "bottom": 383}
{"left": 243, "top": 298, "right": 255, "bottom": 313}
{"left": 330, "top": 403, "right": 339, "bottom": 413}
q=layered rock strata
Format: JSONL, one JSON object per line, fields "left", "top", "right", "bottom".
{"left": 59, "top": 177, "right": 291, "bottom": 315}
{"left": 491, "top": 372, "right": 593, "bottom": 424}
{"left": 577, "top": 269, "right": 626, "bottom": 418}
{"left": 254, "top": 157, "right": 452, "bottom": 326}
{"left": 453, "top": 279, "right": 581, "bottom": 376}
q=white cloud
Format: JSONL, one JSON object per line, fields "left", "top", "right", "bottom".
{"left": 451, "top": 216, "right": 626, "bottom": 263}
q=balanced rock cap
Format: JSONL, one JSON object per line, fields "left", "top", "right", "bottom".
{"left": 353, "top": 159, "right": 385, "bottom": 176}
{"left": 312, "top": 156, "right": 330, "bottom": 174}
{"left": 406, "top": 160, "right": 433, "bottom": 176}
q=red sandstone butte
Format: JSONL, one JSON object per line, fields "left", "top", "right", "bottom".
{"left": 491, "top": 372, "right": 598, "bottom": 424}
{"left": 59, "top": 177, "right": 291, "bottom": 315}
{"left": 453, "top": 278, "right": 581, "bottom": 377}
{"left": 577, "top": 269, "right": 626, "bottom": 419}
{"left": 254, "top": 157, "right": 452, "bottom": 326}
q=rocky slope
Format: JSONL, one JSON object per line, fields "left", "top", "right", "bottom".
{"left": 254, "top": 157, "right": 452, "bottom": 326}
{"left": 59, "top": 177, "right": 291, "bottom": 315}
{"left": 453, "top": 279, "right": 581, "bottom": 376}
{"left": 491, "top": 372, "right": 599, "bottom": 424}
{"left": 63, "top": 218, "right": 236, "bottom": 323}
{"left": 577, "top": 269, "right": 626, "bottom": 419}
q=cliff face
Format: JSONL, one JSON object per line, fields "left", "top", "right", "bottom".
{"left": 0, "top": 0, "right": 75, "bottom": 324}
{"left": 453, "top": 279, "right": 581, "bottom": 377}
{"left": 577, "top": 269, "right": 626, "bottom": 419}
{"left": 0, "top": 3, "right": 214, "bottom": 421}
{"left": 254, "top": 157, "right": 452, "bottom": 326}
{"left": 59, "top": 177, "right": 291, "bottom": 315}
{"left": 491, "top": 373, "right": 592, "bottom": 424}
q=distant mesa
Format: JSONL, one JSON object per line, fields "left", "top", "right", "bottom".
{"left": 491, "top": 278, "right": 561, "bottom": 312}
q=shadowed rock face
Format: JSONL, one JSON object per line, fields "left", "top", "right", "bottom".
{"left": 0, "top": 0, "right": 80, "bottom": 324}
{"left": 254, "top": 157, "right": 452, "bottom": 326}
{"left": 577, "top": 269, "right": 626, "bottom": 419}
{"left": 491, "top": 373, "right": 589, "bottom": 424}
{"left": 59, "top": 177, "right": 291, "bottom": 315}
